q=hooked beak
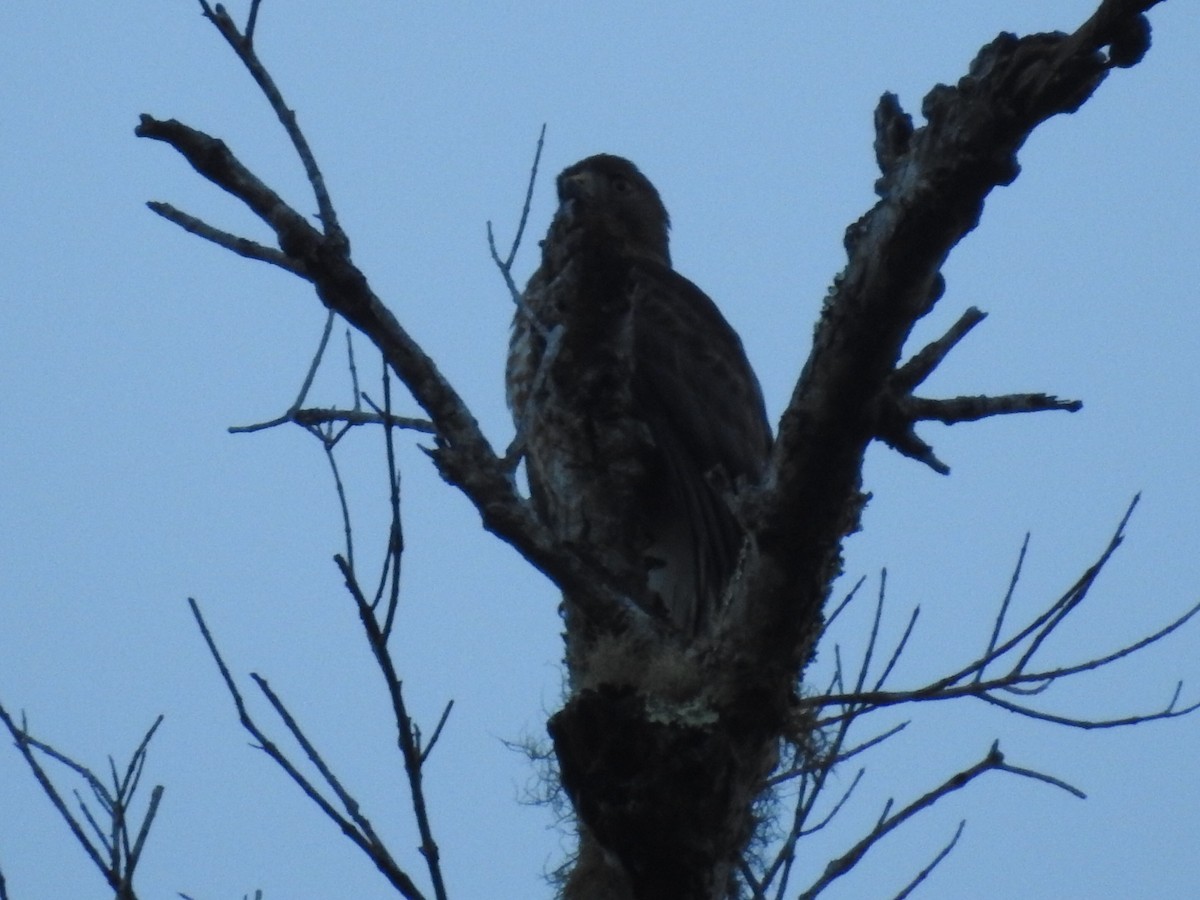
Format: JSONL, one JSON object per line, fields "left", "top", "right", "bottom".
{"left": 558, "top": 171, "right": 595, "bottom": 202}
{"left": 556, "top": 170, "right": 596, "bottom": 219}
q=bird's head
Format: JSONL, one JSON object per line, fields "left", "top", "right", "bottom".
{"left": 554, "top": 154, "right": 671, "bottom": 264}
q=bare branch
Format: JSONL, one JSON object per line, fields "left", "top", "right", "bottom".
{"left": 322, "top": 435, "right": 356, "bottom": 567}
{"left": 830, "top": 720, "right": 910, "bottom": 769}
{"left": 875, "top": 307, "right": 1080, "bottom": 472}
{"left": 729, "top": 0, "right": 1163, "bottom": 676}
{"left": 484, "top": 123, "right": 547, "bottom": 321}
{"left": 813, "top": 547, "right": 1197, "bottom": 721}
{"left": 751, "top": 766, "right": 868, "bottom": 898}
{"left": 0, "top": 709, "right": 108, "bottom": 882}
{"left": 230, "top": 407, "right": 436, "bottom": 435}
{"left": 195, "top": 0, "right": 341, "bottom": 238}
{"left": 420, "top": 701, "right": 455, "bottom": 766}
{"left": 891, "top": 307, "right": 988, "bottom": 392}
{"left": 486, "top": 221, "right": 521, "bottom": 306}
{"left": 796, "top": 743, "right": 1079, "bottom": 899}
{"left": 874, "top": 421, "right": 952, "bottom": 476}
{"left": 335, "top": 557, "right": 449, "bottom": 900}
{"left": 1042, "top": 601, "right": 1200, "bottom": 680}
{"left": 187, "top": 598, "right": 430, "bottom": 900}
{"left": 873, "top": 605, "right": 919, "bottom": 691}
{"left": 127, "top": 786, "right": 164, "bottom": 883}
{"left": 250, "top": 675, "right": 382, "bottom": 839}
{"left": 757, "top": 673, "right": 907, "bottom": 893}
{"left": 909, "top": 392, "right": 1083, "bottom": 425}
{"left": 146, "top": 202, "right": 305, "bottom": 275}
{"left": 138, "top": 109, "right": 649, "bottom": 638}
{"left": 977, "top": 533, "right": 1029, "bottom": 682}
{"left": 853, "top": 571, "right": 889, "bottom": 694}
{"left": 487, "top": 123, "right": 547, "bottom": 305}
{"left": 995, "top": 758, "right": 1085, "bottom": 798}
{"left": 345, "top": 328, "right": 363, "bottom": 409}
{"left": 779, "top": 494, "right": 1192, "bottom": 890}
{"left": 1008, "top": 496, "right": 1139, "bottom": 674}
{"left": 139, "top": 117, "right": 305, "bottom": 246}
{"left": 820, "top": 575, "right": 867, "bottom": 637}
{"left": 875, "top": 388, "right": 1082, "bottom": 474}
{"left": 874, "top": 301, "right": 1082, "bottom": 473}
{"left": 245, "top": 0, "right": 264, "bottom": 45}
{"left": 293, "top": 310, "right": 336, "bottom": 411}
{"left": 981, "top": 689, "right": 1199, "bottom": 731}
{"left": 809, "top": 498, "right": 1175, "bottom": 725}
{"left": 892, "top": 821, "right": 965, "bottom": 900}
{"left": 0, "top": 705, "right": 164, "bottom": 900}
{"left": 371, "top": 358, "right": 406, "bottom": 639}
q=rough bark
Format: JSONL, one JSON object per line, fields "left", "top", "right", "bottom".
{"left": 551, "top": 4, "right": 1160, "bottom": 897}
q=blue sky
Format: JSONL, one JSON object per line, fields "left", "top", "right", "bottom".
{"left": 1, "top": 2, "right": 1198, "bottom": 897}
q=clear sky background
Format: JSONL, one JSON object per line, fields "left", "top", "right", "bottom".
{"left": 1, "top": 2, "right": 1197, "bottom": 898}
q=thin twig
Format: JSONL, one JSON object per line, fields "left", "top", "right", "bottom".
{"left": 127, "top": 786, "right": 164, "bottom": 881}
{"left": 245, "top": 0, "right": 263, "bottom": 45}
{"left": 854, "top": 571, "right": 888, "bottom": 694}
{"left": 892, "top": 821, "right": 965, "bottom": 900}
{"left": 821, "top": 575, "right": 867, "bottom": 637}
{"left": 187, "top": 598, "right": 429, "bottom": 900}
{"left": 801, "top": 768, "right": 867, "bottom": 838}
{"left": 420, "top": 701, "right": 455, "bottom": 766}
{"left": 776, "top": 492, "right": 1189, "bottom": 892}
{"left": 0, "top": 706, "right": 111, "bottom": 881}
{"left": 1009, "top": 496, "right": 1139, "bottom": 675}
{"left": 978, "top": 533, "right": 1029, "bottom": 683}
{"left": 336, "top": 558, "right": 449, "bottom": 900}
{"left": 146, "top": 202, "right": 306, "bottom": 275}
{"left": 873, "top": 606, "right": 919, "bottom": 691}
{"left": 196, "top": 0, "right": 341, "bottom": 238}
{"left": 981, "top": 690, "right": 1198, "bottom": 731}
{"left": 487, "top": 124, "right": 547, "bottom": 306}
{"left": 796, "top": 743, "right": 1078, "bottom": 899}
{"left": 251, "top": 675, "right": 381, "bottom": 838}
{"left": 375, "top": 355, "right": 405, "bottom": 640}
{"left": 830, "top": 721, "right": 910, "bottom": 768}
{"left": 346, "top": 329, "right": 363, "bottom": 412}
{"left": 0, "top": 705, "right": 164, "bottom": 900}
{"left": 996, "top": 758, "right": 1085, "bottom": 798}
{"left": 810, "top": 497, "right": 1155, "bottom": 721}
{"left": 1042, "top": 601, "right": 1200, "bottom": 679}
{"left": 505, "top": 124, "right": 546, "bottom": 269}
{"left": 291, "top": 310, "right": 336, "bottom": 413}
{"left": 322, "top": 439, "right": 355, "bottom": 570}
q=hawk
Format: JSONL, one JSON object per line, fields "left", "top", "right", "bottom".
{"left": 506, "top": 154, "right": 771, "bottom": 637}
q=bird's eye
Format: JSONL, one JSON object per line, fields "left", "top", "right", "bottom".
{"left": 612, "top": 178, "right": 630, "bottom": 193}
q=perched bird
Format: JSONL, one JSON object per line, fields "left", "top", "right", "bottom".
{"left": 506, "top": 154, "right": 771, "bottom": 637}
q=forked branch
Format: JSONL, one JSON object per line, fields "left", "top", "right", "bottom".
{"left": 0, "top": 704, "right": 164, "bottom": 900}
{"left": 807, "top": 499, "right": 1198, "bottom": 728}
{"left": 137, "top": 106, "right": 649, "bottom": 642}
{"left": 873, "top": 307, "right": 1081, "bottom": 474}
{"left": 188, "top": 598, "right": 436, "bottom": 900}
{"left": 796, "top": 742, "right": 1080, "bottom": 900}
{"left": 729, "top": 0, "right": 1165, "bottom": 677}
{"left": 745, "top": 496, "right": 1194, "bottom": 897}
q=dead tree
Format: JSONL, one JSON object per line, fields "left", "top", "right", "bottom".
{"left": 133, "top": 1, "right": 1192, "bottom": 898}
{"left": 2, "top": 2, "right": 1193, "bottom": 899}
